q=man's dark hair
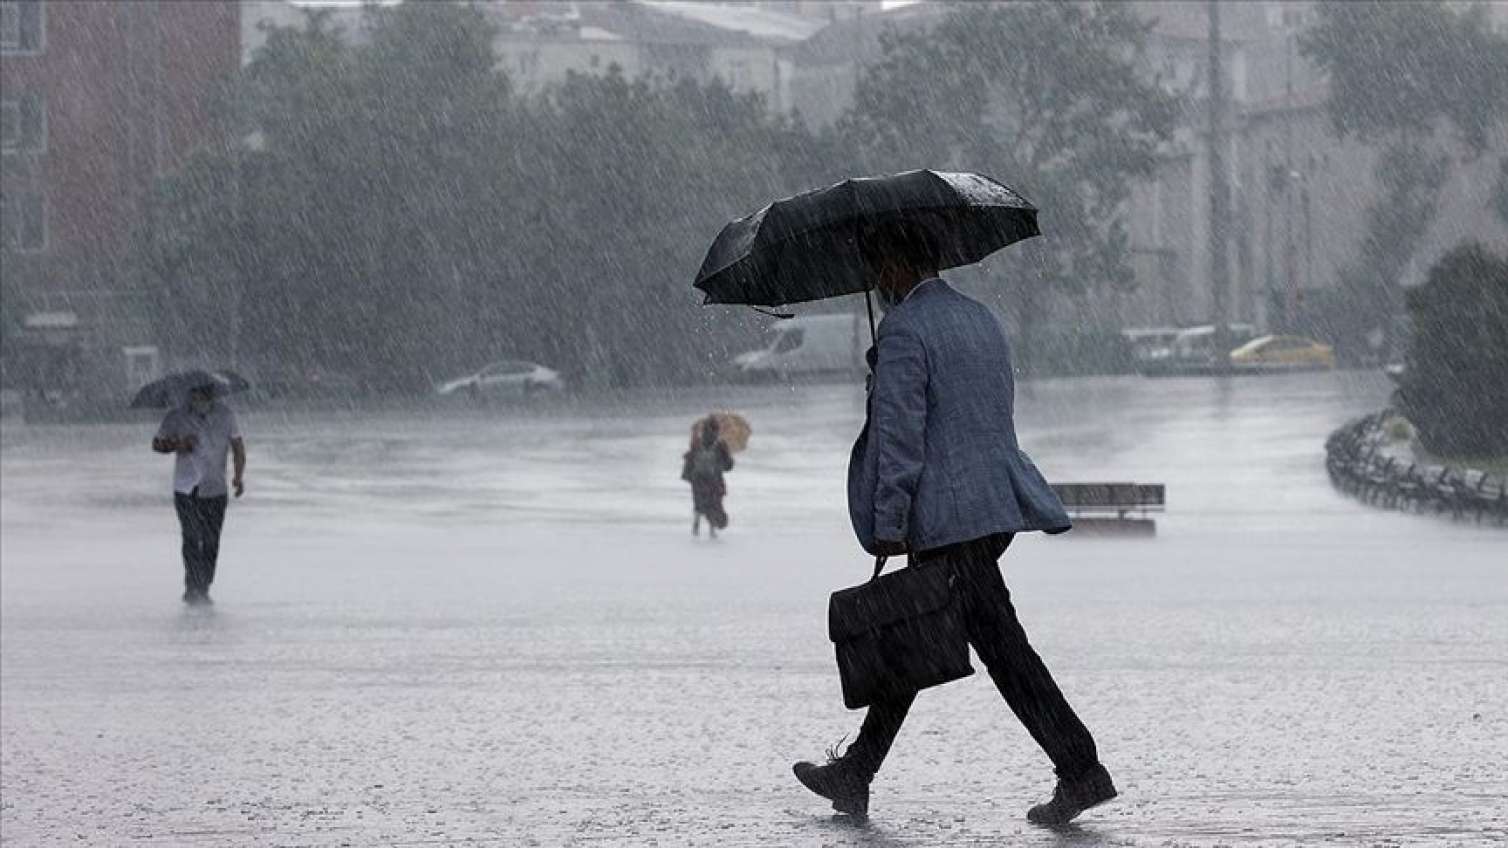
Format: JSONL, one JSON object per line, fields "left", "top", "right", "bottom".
{"left": 859, "top": 219, "right": 941, "bottom": 272}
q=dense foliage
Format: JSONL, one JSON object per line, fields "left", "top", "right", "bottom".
{"left": 1302, "top": 1, "right": 1508, "bottom": 357}
{"left": 841, "top": 2, "right": 1176, "bottom": 297}
{"left": 1397, "top": 243, "right": 1508, "bottom": 459}
{"left": 138, "top": 2, "right": 1174, "bottom": 389}
{"left": 1301, "top": 1, "right": 1508, "bottom": 155}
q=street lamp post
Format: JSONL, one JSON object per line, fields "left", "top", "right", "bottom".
{"left": 1206, "top": 0, "right": 1232, "bottom": 363}
{"left": 226, "top": 119, "right": 263, "bottom": 373}
{"left": 1280, "top": 166, "right": 1310, "bottom": 332}
{"left": 229, "top": 145, "right": 242, "bottom": 372}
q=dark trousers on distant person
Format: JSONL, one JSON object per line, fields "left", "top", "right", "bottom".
{"left": 843, "top": 533, "right": 1101, "bottom": 782}
{"left": 174, "top": 490, "right": 227, "bottom": 596}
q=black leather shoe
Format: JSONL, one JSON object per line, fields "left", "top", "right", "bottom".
{"left": 793, "top": 759, "right": 870, "bottom": 818}
{"left": 1027, "top": 763, "right": 1117, "bottom": 825}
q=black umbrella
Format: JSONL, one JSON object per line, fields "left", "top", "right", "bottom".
{"left": 693, "top": 169, "right": 1039, "bottom": 311}
{"left": 129, "top": 369, "right": 251, "bottom": 409}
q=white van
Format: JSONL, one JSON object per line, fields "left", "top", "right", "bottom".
{"left": 1137, "top": 323, "right": 1258, "bottom": 375}
{"left": 733, "top": 314, "right": 867, "bottom": 381}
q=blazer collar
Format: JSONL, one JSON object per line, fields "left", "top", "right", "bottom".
{"left": 907, "top": 277, "right": 946, "bottom": 301}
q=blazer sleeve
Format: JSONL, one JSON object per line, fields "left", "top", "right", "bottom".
{"left": 870, "top": 324, "right": 928, "bottom": 543}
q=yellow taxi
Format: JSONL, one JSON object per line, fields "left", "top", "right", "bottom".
{"left": 1229, "top": 334, "right": 1336, "bottom": 371}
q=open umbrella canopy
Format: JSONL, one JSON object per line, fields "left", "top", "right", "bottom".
{"left": 691, "top": 412, "right": 752, "bottom": 454}
{"left": 693, "top": 169, "right": 1039, "bottom": 309}
{"left": 129, "top": 369, "right": 251, "bottom": 409}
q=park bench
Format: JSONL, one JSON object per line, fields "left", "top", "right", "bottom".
{"left": 1453, "top": 469, "right": 1508, "bottom": 524}
{"left": 1051, "top": 482, "right": 1165, "bottom": 536}
{"left": 1392, "top": 464, "right": 1431, "bottom": 510}
{"left": 1365, "top": 456, "right": 1397, "bottom": 505}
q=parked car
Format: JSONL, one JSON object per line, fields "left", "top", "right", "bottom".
{"left": 732, "top": 314, "right": 866, "bottom": 381}
{"left": 1123, "top": 327, "right": 1183, "bottom": 370}
{"left": 1229, "top": 335, "right": 1336, "bottom": 371}
{"left": 436, "top": 360, "right": 564, "bottom": 398}
{"left": 1137, "top": 323, "right": 1257, "bottom": 376}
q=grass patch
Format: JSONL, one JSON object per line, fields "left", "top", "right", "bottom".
{"left": 1413, "top": 445, "right": 1508, "bottom": 477}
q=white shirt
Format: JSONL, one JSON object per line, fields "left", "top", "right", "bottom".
{"left": 156, "top": 402, "right": 241, "bottom": 497}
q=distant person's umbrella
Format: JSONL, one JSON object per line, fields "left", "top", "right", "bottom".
{"left": 692, "top": 412, "right": 751, "bottom": 453}
{"left": 693, "top": 169, "right": 1039, "bottom": 310}
{"left": 129, "top": 369, "right": 251, "bottom": 409}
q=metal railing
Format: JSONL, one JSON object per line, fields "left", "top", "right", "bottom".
{"left": 1325, "top": 412, "right": 1508, "bottom": 525}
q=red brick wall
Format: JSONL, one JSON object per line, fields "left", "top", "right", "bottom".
{"left": 1, "top": 1, "right": 239, "bottom": 293}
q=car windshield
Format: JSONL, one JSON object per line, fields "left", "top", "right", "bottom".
{"left": 482, "top": 361, "right": 532, "bottom": 377}
{"left": 772, "top": 329, "right": 804, "bottom": 354}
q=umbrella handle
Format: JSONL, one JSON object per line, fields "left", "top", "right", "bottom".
{"left": 864, "top": 287, "right": 877, "bottom": 346}
{"left": 750, "top": 306, "right": 795, "bottom": 320}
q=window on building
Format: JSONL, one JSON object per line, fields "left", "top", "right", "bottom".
{"left": 724, "top": 59, "right": 751, "bottom": 89}
{"left": 0, "top": 100, "right": 16, "bottom": 150}
{"left": 0, "top": 190, "right": 47, "bottom": 251}
{"left": 0, "top": 93, "right": 46, "bottom": 153}
{"left": 1, "top": 0, "right": 46, "bottom": 54}
{"left": 123, "top": 346, "right": 162, "bottom": 388}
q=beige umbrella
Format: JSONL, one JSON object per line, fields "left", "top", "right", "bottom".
{"left": 691, "top": 412, "right": 751, "bottom": 453}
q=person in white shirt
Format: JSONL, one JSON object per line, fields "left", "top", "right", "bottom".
{"left": 152, "top": 384, "right": 245, "bottom": 604}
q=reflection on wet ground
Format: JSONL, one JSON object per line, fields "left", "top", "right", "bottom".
{"left": 3, "top": 373, "right": 1504, "bottom": 845}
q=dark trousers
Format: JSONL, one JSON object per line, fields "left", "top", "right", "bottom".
{"left": 691, "top": 480, "right": 728, "bottom": 529}
{"left": 845, "top": 533, "right": 1100, "bottom": 781}
{"left": 174, "top": 492, "right": 227, "bottom": 595}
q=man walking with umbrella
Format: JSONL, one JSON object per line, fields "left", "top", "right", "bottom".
{"left": 794, "top": 219, "right": 1113, "bottom": 825}
{"left": 695, "top": 171, "right": 1115, "bottom": 825}
{"left": 149, "top": 376, "right": 246, "bottom": 605}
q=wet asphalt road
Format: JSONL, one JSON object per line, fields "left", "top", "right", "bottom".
{"left": 2, "top": 372, "right": 1504, "bottom": 846}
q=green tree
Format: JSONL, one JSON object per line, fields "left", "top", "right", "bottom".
{"left": 1331, "top": 142, "right": 1450, "bottom": 362}
{"left": 1397, "top": 243, "right": 1508, "bottom": 458}
{"left": 137, "top": 3, "right": 832, "bottom": 390}
{"left": 138, "top": 150, "right": 241, "bottom": 365}
{"left": 517, "top": 68, "right": 827, "bottom": 386}
{"left": 1493, "top": 157, "right": 1508, "bottom": 227}
{"left": 142, "top": 4, "right": 525, "bottom": 389}
{"left": 1302, "top": 1, "right": 1508, "bottom": 357}
{"left": 1300, "top": 1, "right": 1508, "bottom": 155}
{"left": 0, "top": 250, "right": 38, "bottom": 382}
{"left": 839, "top": 2, "right": 1177, "bottom": 301}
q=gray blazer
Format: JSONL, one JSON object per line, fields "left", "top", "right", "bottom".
{"left": 848, "top": 278, "right": 1071, "bottom": 554}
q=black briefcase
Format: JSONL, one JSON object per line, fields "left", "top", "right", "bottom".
{"left": 827, "top": 556, "right": 974, "bottom": 709}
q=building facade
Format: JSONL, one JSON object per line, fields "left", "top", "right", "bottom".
{"left": 1130, "top": 1, "right": 1507, "bottom": 350}
{"left": 1, "top": 0, "right": 240, "bottom": 410}
{"left": 240, "top": 1, "right": 829, "bottom": 112}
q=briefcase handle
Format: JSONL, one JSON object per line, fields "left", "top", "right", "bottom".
{"left": 872, "top": 548, "right": 923, "bottom": 580}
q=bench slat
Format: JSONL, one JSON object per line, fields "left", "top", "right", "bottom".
{"left": 1052, "top": 483, "right": 1165, "bottom": 510}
